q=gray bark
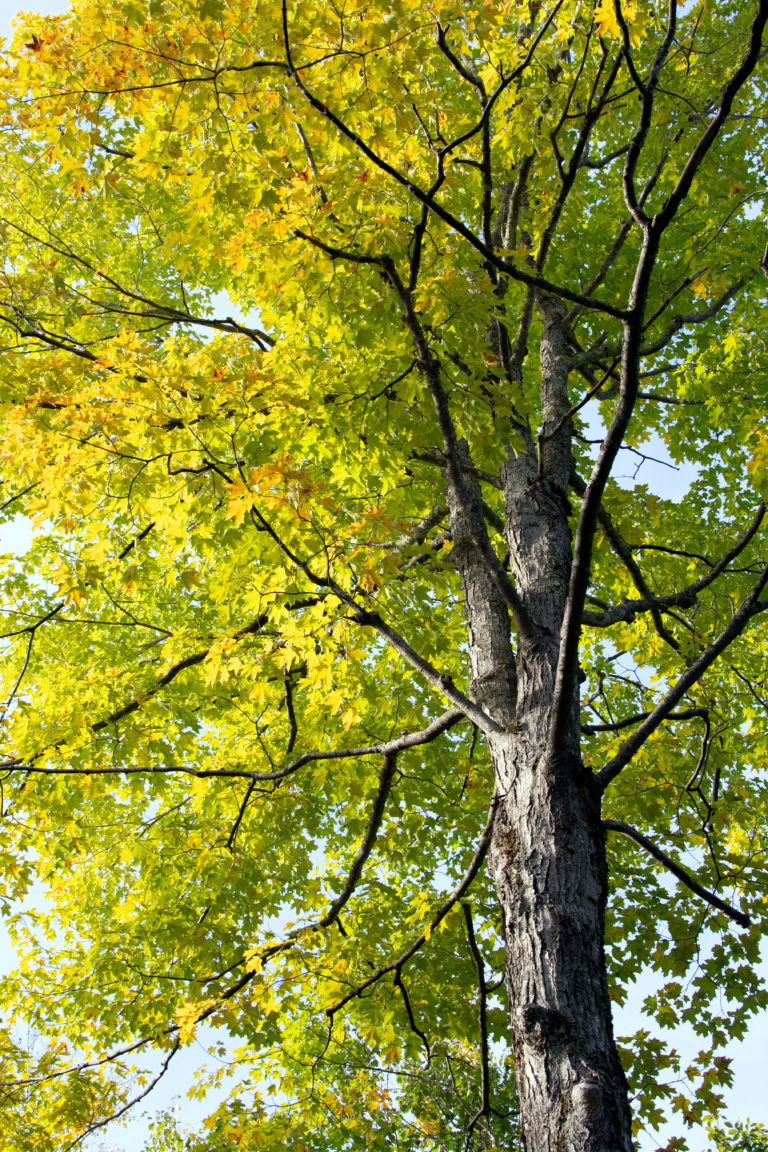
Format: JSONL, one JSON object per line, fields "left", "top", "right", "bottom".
{"left": 447, "top": 295, "right": 633, "bottom": 1151}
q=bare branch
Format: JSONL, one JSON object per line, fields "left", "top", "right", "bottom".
{"left": 284, "top": 675, "right": 299, "bottom": 756}
{"left": 354, "top": 608, "right": 503, "bottom": 734}
{"left": 3, "top": 226, "right": 274, "bottom": 349}
{"left": 318, "top": 751, "right": 398, "bottom": 928}
{"left": 394, "top": 969, "right": 431, "bottom": 1064}
{"left": 0, "top": 481, "right": 39, "bottom": 513}
{"left": 568, "top": 271, "right": 751, "bottom": 373}
{"left": 550, "top": 5, "right": 768, "bottom": 749}
{"left": 225, "top": 779, "right": 257, "bottom": 851}
{"left": 1, "top": 603, "right": 65, "bottom": 716}
{"left": 612, "top": 0, "right": 649, "bottom": 98}
{"left": 62, "top": 1041, "right": 182, "bottom": 1152}
{"left": 537, "top": 49, "right": 624, "bottom": 276}
{"left": 411, "top": 449, "right": 503, "bottom": 490}
{"left": 683, "top": 710, "right": 711, "bottom": 792}
{"left": 294, "top": 230, "right": 383, "bottom": 267}
{"left": 655, "top": 0, "right": 768, "bottom": 231}
{"left": 582, "top": 706, "right": 706, "bottom": 735}
{"left": 569, "top": 470, "right": 678, "bottom": 649}
{"left": 582, "top": 503, "right": 765, "bottom": 629}
{"left": 8, "top": 708, "right": 464, "bottom": 785}
{"left": 117, "top": 521, "right": 155, "bottom": 562}
{"left": 0, "top": 601, "right": 325, "bottom": 773}
{"left": 1, "top": 1031, "right": 164, "bottom": 1089}
{"left": 639, "top": 275, "right": 752, "bottom": 356}
{"left": 565, "top": 148, "right": 670, "bottom": 322}
{"left": 621, "top": 0, "right": 678, "bottom": 224}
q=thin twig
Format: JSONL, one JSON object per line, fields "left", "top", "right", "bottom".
{"left": 462, "top": 903, "right": 491, "bottom": 1150}
{"left": 394, "top": 969, "right": 431, "bottom": 1065}
{"left": 326, "top": 798, "right": 498, "bottom": 1017}
{"left": 62, "top": 1041, "right": 182, "bottom": 1151}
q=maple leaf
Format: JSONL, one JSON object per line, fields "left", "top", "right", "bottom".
{"left": 175, "top": 999, "right": 217, "bottom": 1045}
{"left": 224, "top": 476, "right": 254, "bottom": 525}
{"left": 594, "top": 0, "right": 621, "bottom": 38}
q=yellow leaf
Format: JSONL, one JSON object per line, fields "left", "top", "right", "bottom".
{"left": 225, "top": 476, "right": 254, "bottom": 525}
{"left": 121, "top": 563, "right": 140, "bottom": 595}
{"left": 175, "top": 999, "right": 217, "bottom": 1045}
{"left": 594, "top": 0, "right": 620, "bottom": 38}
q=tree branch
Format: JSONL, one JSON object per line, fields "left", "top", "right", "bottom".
{"left": 8, "top": 708, "right": 464, "bottom": 785}
{"left": 377, "top": 260, "right": 538, "bottom": 646}
{"left": 411, "top": 448, "right": 503, "bottom": 490}
{"left": 225, "top": 778, "right": 257, "bottom": 850}
{"left": 0, "top": 481, "right": 39, "bottom": 513}
{"left": 325, "top": 797, "right": 497, "bottom": 1017}
{"left": 603, "top": 819, "right": 749, "bottom": 927}
{"left": 598, "top": 563, "right": 768, "bottom": 788}
{"left": 1, "top": 602, "right": 65, "bottom": 715}
{"left": 654, "top": 0, "right": 768, "bottom": 231}
{"left": 620, "top": 0, "right": 678, "bottom": 225}
{"left": 62, "top": 1041, "right": 182, "bottom": 1152}
{"left": 0, "top": 601, "right": 324, "bottom": 773}
{"left": 281, "top": 0, "right": 628, "bottom": 319}
{"left": 570, "top": 467, "right": 679, "bottom": 645}
{"left": 582, "top": 706, "right": 706, "bottom": 735}
{"left": 393, "top": 969, "right": 431, "bottom": 1064}
{"left": 548, "top": 3, "right": 767, "bottom": 752}
{"left": 354, "top": 608, "right": 504, "bottom": 734}
{"left": 250, "top": 472, "right": 505, "bottom": 734}
{"left": 316, "top": 751, "right": 399, "bottom": 929}
{"left": 583, "top": 502, "right": 765, "bottom": 628}
{"left": 462, "top": 903, "right": 492, "bottom": 1150}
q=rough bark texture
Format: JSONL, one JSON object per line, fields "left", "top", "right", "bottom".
{"left": 447, "top": 295, "right": 633, "bottom": 1151}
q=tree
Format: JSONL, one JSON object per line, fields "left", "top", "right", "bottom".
{"left": 0, "top": 0, "right": 767, "bottom": 1148}
{"left": 710, "top": 1121, "right": 768, "bottom": 1152}
{"left": 144, "top": 1042, "right": 520, "bottom": 1151}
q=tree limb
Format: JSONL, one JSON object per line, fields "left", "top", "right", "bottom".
{"left": 393, "top": 969, "right": 431, "bottom": 1065}
{"left": 598, "top": 563, "right": 768, "bottom": 789}
{"left": 462, "top": 903, "right": 492, "bottom": 1150}
{"left": 583, "top": 497, "right": 765, "bottom": 626}
{"left": 8, "top": 708, "right": 464, "bottom": 785}
{"left": 654, "top": 0, "right": 768, "bottom": 232}
{"left": 570, "top": 470, "right": 679, "bottom": 648}
{"left": 582, "top": 706, "right": 706, "bottom": 735}
{"left": 282, "top": 0, "right": 629, "bottom": 319}
{"left": 325, "top": 797, "right": 498, "bottom": 1017}
{"left": 603, "top": 819, "right": 749, "bottom": 927}
{"left": 551, "top": 5, "right": 768, "bottom": 748}
{"left": 316, "top": 751, "right": 399, "bottom": 929}
{"left": 62, "top": 1041, "right": 182, "bottom": 1152}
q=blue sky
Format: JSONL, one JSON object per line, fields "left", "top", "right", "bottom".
{"left": 0, "top": 0, "right": 67, "bottom": 40}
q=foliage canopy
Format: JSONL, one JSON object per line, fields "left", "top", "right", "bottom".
{"left": 0, "top": 0, "right": 767, "bottom": 1148}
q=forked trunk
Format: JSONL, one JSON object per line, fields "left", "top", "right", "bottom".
{"left": 446, "top": 294, "right": 633, "bottom": 1149}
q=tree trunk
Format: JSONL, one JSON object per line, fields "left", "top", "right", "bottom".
{"left": 486, "top": 728, "right": 632, "bottom": 1151}
{"left": 446, "top": 295, "right": 634, "bottom": 1150}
